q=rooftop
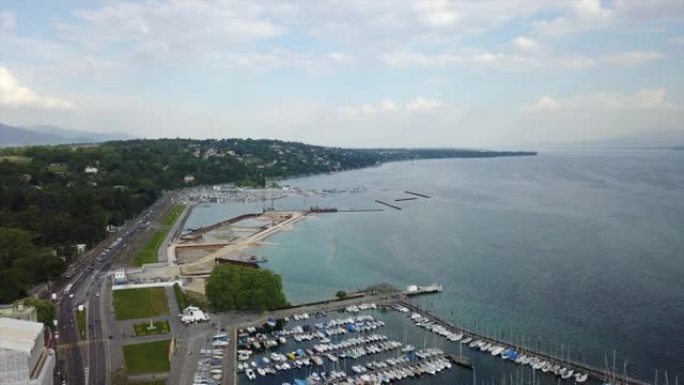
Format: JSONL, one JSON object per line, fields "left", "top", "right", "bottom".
{"left": 0, "top": 317, "right": 43, "bottom": 353}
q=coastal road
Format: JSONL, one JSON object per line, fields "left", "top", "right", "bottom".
{"left": 86, "top": 275, "right": 109, "bottom": 385}
{"left": 54, "top": 192, "right": 177, "bottom": 385}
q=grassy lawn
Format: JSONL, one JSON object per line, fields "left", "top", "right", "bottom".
{"left": 132, "top": 231, "right": 166, "bottom": 266}
{"left": 123, "top": 340, "right": 171, "bottom": 374}
{"left": 131, "top": 204, "right": 184, "bottom": 266}
{"left": 113, "top": 287, "right": 170, "bottom": 320}
{"left": 133, "top": 320, "right": 171, "bottom": 337}
{"left": 75, "top": 309, "right": 86, "bottom": 340}
{"left": 161, "top": 204, "right": 185, "bottom": 227}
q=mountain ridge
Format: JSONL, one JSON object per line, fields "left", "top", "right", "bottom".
{"left": 0, "top": 122, "right": 133, "bottom": 147}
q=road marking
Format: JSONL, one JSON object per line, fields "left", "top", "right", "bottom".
{"left": 84, "top": 366, "right": 89, "bottom": 385}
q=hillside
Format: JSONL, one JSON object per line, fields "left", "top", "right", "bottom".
{"left": 0, "top": 138, "right": 535, "bottom": 302}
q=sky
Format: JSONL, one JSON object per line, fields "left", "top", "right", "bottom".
{"left": 0, "top": 0, "right": 683, "bottom": 148}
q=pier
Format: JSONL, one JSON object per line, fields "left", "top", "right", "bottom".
{"left": 338, "top": 209, "right": 384, "bottom": 213}
{"left": 375, "top": 200, "right": 402, "bottom": 210}
{"left": 395, "top": 197, "right": 417, "bottom": 202}
{"left": 394, "top": 299, "right": 650, "bottom": 385}
{"left": 181, "top": 212, "right": 260, "bottom": 239}
{"left": 404, "top": 190, "right": 431, "bottom": 198}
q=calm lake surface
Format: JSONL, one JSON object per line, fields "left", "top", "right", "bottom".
{"left": 188, "top": 150, "right": 684, "bottom": 382}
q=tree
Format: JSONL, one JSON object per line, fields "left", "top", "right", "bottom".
{"left": 205, "top": 265, "right": 287, "bottom": 311}
{"left": 335, "top": 290, "right": 347, "bottom": 300}
{"left": 21, "top": 297, "right": 55, "bottom": 326}
{"left": 0, "top": 227, "right": 65, "bottom": 303}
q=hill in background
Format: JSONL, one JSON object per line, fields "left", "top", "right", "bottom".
{"left": 0, "top": 122, "right": 133, "bottom": 147}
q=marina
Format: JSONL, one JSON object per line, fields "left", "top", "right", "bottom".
{"left": 225, "top": 292, "right": 654, "bottom": 385}
{"left": 233, "top": 303, "right": 460, "bottom": 385}
{"left": 391, "top": 300, "right": 650, "bottom": 385}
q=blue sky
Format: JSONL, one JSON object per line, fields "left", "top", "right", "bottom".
{"left": 1, "top": 0, "right": 682, "bottom": 147}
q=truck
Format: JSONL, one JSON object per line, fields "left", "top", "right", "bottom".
{"left": 179, "top": 306, "right": 210, "bottom": 325}
{"left": 63, "top": 283, "right": 73, "bottom": 296}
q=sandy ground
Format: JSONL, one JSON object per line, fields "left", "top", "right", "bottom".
{"left": 126, "top": 210, "right": 308, "bottom": 295}
{"left": 179, "top": 211, "right": 306, "bottom": 275}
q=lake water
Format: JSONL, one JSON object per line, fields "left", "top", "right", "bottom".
{"left": 188, "top": 150, "right": 684, "bottom": 382}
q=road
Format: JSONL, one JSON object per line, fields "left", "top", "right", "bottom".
{"left": 54, "top": 192, "right": 177, "bottom": 385}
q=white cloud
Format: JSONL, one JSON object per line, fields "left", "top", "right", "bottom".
{"left": 553, "top": 55, "right": 597, "bottom": 70}
{"left": 415, "top": 0, "right": 460, "bottom": 27}
{"left": 383, "top": 49, "right": 660, "bottom": 71}
{"left": 382, "top": 50, "right": 541, "bottom": 70}
{"left": 513, "top": 36, "right": 538, "bottom": 51}
{"left": 525, "top": 89, "right": 676, "bottom": 113}
{"left": 532, "top": 0, "right": 613, "bottom": 36}
{"left": 668, "top": 35, "right": 684, "bottom": 45}
{"left": 525, "top": 96, "right": 560, "bottom": 112}
{"left": 0, "top": 66, "right": 74, "bottom": 110}
{"left": 203, "top": 50, "right": 355, "bottom": 70}
{"left": 612, "top": 0, "right": 684, "bottom": 22}
{"left": 600, "top": 51, "right": 663, "bottom": 66}
{"left": 54, "top": 1, "right": 284, "bottom": 66}
{"left": 0, "top": 11, "right": 15, "bottom": 31}
{"left": 340, "top": 97, "right": 457, "bottom": 117}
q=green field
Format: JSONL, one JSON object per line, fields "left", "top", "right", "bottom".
{"left": 123, "top": 340, "right": 171, "bottom": 374}
{"left": 113, "top": 287, "right": 170, "bottom": 320}
{"left": 132, "top": 204, "right": 184, "bottom": 266}
{"left": 162, "top": 204, "right": 185, "bottom": 227}
{"left": 132, "top": 231, "right": 166, "bottom": 266}
{"left": 75, "top": 309, "right": 86, "bottom": 340}
{"left": 133, "top": 320, "right": 171, "bottom": 337}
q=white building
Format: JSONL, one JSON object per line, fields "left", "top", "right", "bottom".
{"left": 0, "top": 317, "right": 55, "bottom": 385}
{"left": 184, "top": 175, "right": 195, "bottom": 183}
{"left": 113, "top": 270, "right": 128, "bottom": 285}
{"left": 84, "top": 166, "right": 98, "bottom": 174}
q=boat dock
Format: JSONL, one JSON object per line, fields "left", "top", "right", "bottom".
{"left": 375, "top": 200, "right": 402, "bottom": 210}
{"left": 337, "top": 209, "right": 384, "bottom": 213}
{"left": 394, "top": 300, "right": 650, "bottom": 385}
{"left": 395, "top": 197, "right": 417, "bottom": 202}
{"left": 403, "top": 284, "right": 443, "bottom": 297}
{"left": 404, "top": 191, "right": 431, "bottom": 198}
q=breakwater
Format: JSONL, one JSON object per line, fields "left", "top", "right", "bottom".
{"left": 375, "top": 200, "right": 402, "bottom": 210}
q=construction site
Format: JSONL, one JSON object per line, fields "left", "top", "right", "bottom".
{"left": 124, "top": 206, "right": 312, "bottom": 295}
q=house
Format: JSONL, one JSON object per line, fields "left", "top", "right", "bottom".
{"left": 84, "top": 166, "right": 98, "bottom": 174}
{"left": 75, "top": 244, "right": 86, "bottom": 254}
{"left": 184, "top": 175, "right": 195, "bottom": 183}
